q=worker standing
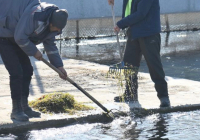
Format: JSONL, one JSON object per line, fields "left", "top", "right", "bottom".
{"left": 107, "top": 0, "right": 170, "bottom": 107}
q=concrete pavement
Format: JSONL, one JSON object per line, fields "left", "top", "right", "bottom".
{"left": 0, "top": 55, "right": 200, "bottom": 134}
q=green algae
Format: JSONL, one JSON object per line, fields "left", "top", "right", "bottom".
{"left": 107, "top": 65, "right": 139, "bottom": 102}
{"left": 29, "top": 92, "right": 94, "bottom": 114}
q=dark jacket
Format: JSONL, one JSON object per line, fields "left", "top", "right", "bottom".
{"left": 0, "top": 0, "right": 63, "bottom": 67}
{"left": 117, "top": 0, "right": 161, "bottom": 39}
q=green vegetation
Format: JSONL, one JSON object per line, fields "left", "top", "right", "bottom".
{"left": 29, "top": 92, "right": 94, "bottom": 114}
{"left": 107, "top": 65, "right": 139, "bottom": 102}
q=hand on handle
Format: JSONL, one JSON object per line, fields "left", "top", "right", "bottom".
{"left": 114, "top": 25, "right": 120, "bottom": 33}
{"left": 108, "top": 0, "right": 114, "bottom": 5}
{"left": 41, "top": 58, "right": 67, "bottom": 80}
{"left": 110, "top": 4, "right": 122, "bottom": 59}
{"left": 111, "top": 3, "right": 120, "bottom": 33}
{"left": 58, "top": 67, "right": 67, "bottom": 80}
{"left": 34, "top": 50, "right": 43, "bottom": 60}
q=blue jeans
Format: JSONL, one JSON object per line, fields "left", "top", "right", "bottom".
{"left": 0, "top": 38, "right": 33, "bottom": 100}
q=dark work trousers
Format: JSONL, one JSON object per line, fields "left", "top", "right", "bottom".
{"left": 0, "top": 38, "right": 33, "bottom": 100}
{"left": 123, "top": 31, "right": 168, "bottom": 99}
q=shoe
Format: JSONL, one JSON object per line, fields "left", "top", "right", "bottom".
{"left": 21, "top": 96, "right": 41, "bottom": 118}
{"left": 114, "top": 85, "right": 138, "bottom": 103}
{"left": 114, "top": 72, "right": 138, "bottom": 102}
{"left": 159, "top": 97, "right": 171, "bottom": 107}
{"left": 11, "top": 100, "right": 29, "bottom": 121}
{"left": 23, "top": 107, "right": 41, "bottom": 118}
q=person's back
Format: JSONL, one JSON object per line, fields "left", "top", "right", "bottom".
{"left": 0, "top": 0, "right": 68, "bottom": 122}
{"left": 118, "top": 0, "right": 161, "bottom": 39}
{"left": 0, "top": 0, "right": 40, "bottom": 37}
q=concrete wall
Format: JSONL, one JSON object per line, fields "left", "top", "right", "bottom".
{"left": 42, "top": 0, "right": 200, "bottom": 19}
{"left": 160, "top": 0, "right": 200, "bottom": 14}
{"left": 41, "top": 0, "right": 121, "bottom": 19}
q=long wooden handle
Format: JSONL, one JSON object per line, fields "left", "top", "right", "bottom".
{"left": 111, "top": 5, "right": 123, "bottom": 60}
{"left": 41, "top": 58, "right": 110, "bottom": 113}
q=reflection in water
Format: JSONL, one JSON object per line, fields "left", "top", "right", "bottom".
{"left": 76, "top": 39, "right": 80, "bottom": 57}
{"left": 148, "top": 114, "right": 169, "bottom": 140}
{"left": 58, "top": 31, "right": 200, "bottom": 62}
{"left": 55, "top": 31, "right": 200, "bottom": 81}
{"left": 2, "top": 111, "right": 200, "bottom": 140}
{"left": 165, "top": 32, "right": 170, "bottom": 47}
{"left": 160, "top": 31, "right": 200, "bottom": 55}
{"left": 140, "top": 50, "right": 200, "bottom": 81}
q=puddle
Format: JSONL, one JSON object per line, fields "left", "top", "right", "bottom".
{"left": 49, "top": 31, "right": 200, "bottom": 64}
{"left": 2, "top": 110, "right": 200, "bottom": 140}
{"left": 2, "top": 31, "right": 200, "bottom": 139}
{"left": 39, "top": 31, "right": 200, "bottom": 81}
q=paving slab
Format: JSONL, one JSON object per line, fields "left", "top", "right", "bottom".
{"left": 0, "top": 55, "right": 200, "bottom": 133}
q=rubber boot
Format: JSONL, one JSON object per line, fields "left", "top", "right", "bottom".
{"left": 159, "top": 97, "right": 171, "bottom": 107}
{"left": 114, "top": 74, "right": 138, "bottom": 102}
{"left": 21, "top": 96, "right": 41, "bottom": 118}
{"left": 10, "top": 100, "right": 29, "bottom": 121}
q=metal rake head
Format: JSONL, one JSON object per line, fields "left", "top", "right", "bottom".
{"left": 108, "top": 61, "right": 137, "bottom": 76}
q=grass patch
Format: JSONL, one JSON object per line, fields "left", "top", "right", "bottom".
{"left": 29, "top": 92, "right": 94, "bottom": 114}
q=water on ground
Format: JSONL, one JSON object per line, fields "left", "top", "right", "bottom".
{"left": 1, "top": 111, "right": 200, "bottom": 140}
{"left": 55, "top": 31, "right": 200, "bottom": 81}
{"left": 1, "top": 31, "right": 200, "bottom": 139}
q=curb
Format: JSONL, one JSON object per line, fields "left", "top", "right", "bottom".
{"left": 0, "top": 113, "right": 113, "bottom": 134}
{"left": 1, "top": 104, "right": 200, "bottom": 134}
{"left": 131, "top": 104, "right": 200, "bottom": 116}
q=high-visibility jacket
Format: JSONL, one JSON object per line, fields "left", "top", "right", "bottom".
{"left": 117, "top": 0, "right": 161, "bottom": 39}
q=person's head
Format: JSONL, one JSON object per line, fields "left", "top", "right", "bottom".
{"left": 49, "top": 9, "right": 68, "bottom": 32}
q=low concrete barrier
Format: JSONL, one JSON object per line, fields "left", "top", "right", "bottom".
{"left": 42, "top": 0, "right": 200, "bottom": 19}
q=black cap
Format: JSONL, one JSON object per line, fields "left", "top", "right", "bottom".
{"left": 50, "top": 9, "right": 68, "bottom": 29}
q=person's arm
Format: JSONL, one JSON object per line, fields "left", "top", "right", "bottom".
{"left": 117, "top": 0, "right": 155, "bottom": 29}
{"left": 43, "top": 37, "right": 67, "bottom": 80}
{"left": 14, "top": 6, "right": 40, "bottom": 58}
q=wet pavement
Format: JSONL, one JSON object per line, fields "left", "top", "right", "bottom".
{"left": 1, "top": 31, "right": 200, "bottom": 138}
{"left": 0, "top": 55, "right": 200, "bottom": 135}
{"left": 1, "top": 111, "right": 200, "bottom": 140}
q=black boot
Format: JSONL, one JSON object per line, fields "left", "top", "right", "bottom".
{"left": 159, "top": 97, "right": 171, "bottom": 107}
{"left": 127, "top": 74, "right": 138, "bottom": 101}
{"left": 114, "top": 87, "right": 136, "bottom": 102}
{"left": 11, "top": 100, "right": 29, "bottom": 121}
{"left": 114, "top": 72, "right": 138, "bottom": 102}
{"left": 21, "top": 96, "right": 41, "bottom": 118}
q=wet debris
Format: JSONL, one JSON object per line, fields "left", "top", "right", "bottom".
{"left": 29, "top": 92, "right": 94, "bottom": 114}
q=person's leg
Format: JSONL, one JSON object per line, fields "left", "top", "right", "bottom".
{"left": 123, "top": 39, "right": 141, "bottom": 101}
{"left": 12, "top": 40, "right": 40, "bottom": 117}
{"left": 114, "top": 29, "right": 142, "bottom": 102}
{"left": 138, "top": 34, "right": 170, "bottom": 107}
{"left": 0, "top": 38, "right": 29, "bottom": 121}
{"left": 14, "top": 46, "right": 33, "bottom": 98}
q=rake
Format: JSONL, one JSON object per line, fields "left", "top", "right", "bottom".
{"left": 108, "top": 5, "right": 134, "bottom": 75}
{"left": 41, "top": 57, "right": 116, "bottom": 118}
